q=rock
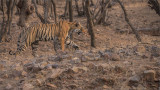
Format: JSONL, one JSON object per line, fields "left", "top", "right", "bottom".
{"left": 98, "top": 51, "right": 110, "bottom": 59}
{"left": 0, "top": 48, "right": 7, "bottom": 53}
{"left": 137, "top": 84, "right": 146, "bottom": 90}
{"left": 103, "top": 85, "right": 108, "bottom": 89}
{"left": 5, "top": 84, "right": 13, "bottom": 90}
{"left": 123, "top": 61, "right": 130, "bottom": 65}
{"left": 44, "top": 64, "right": 53, "bottom": 70}
{"left": 143, "top": 70, "right": 156, "bottom": 82}
{"left": 25, "top": 63, "right": 42, "bottom": 73}
{"left": 128, "top": 75, "right": 140, "bottom": 87}
{"left": 48, "top": 56, "right": 63, "bottom": 62}
{"left": 69, "top": 57, "right": 81, "bottom": 64}
{"left": 22, "top": 83, "right": 34, "bottom": 90}
{"left": 21, "top": 71, "right": 27, "bottom": 77}
{"left": 44, "top": 64, "right": 59, "bottom": 70}
{"left": 72, "top": 67, "right": 88, "bottom": 73}
{"left": 87, "top": 63, "right": 97, "bottom": 70}
{"left": 68, "top": 84, "right": 78, "bottom": 89}
{"left": 39, "top": 62, "right": 48, "bottom": 69}
{"left": 11, "top": 70, "right": 23, "bottom": 78}
{"left": 99, "top": 51, "right": 121, "bottom": 61}
{"left": 52, "top": 64, "right": 59, "bottom": 69}
{"left": 75, "top": 50, "right": 83, "bottom": 57}
{"left": 114, "top": 65, "right": 125, "bottom": 73}
{"left": 136, "top": 45, "right": 146, "bottom": 53}
{"left": 36, "top": 79, "right": 43, "bottom": 86}
{"left": 0, "top": 64, "right": 4, "bottom": 71}
{"left": 150, "top": 46, "right": 160, "bottom": 58}
{"left": 47, "top": 69, "right": 63, "bottom": 79}
{"left": 95, "top": 77, "right": 115, "bottom": 86}
{"left": 110, "top": 53, "right": 121, "bottom": 61}
{"left": 81, "top": 53, "right": 101, "bottom": 62}
{"left": 35, "top": 78, "right": 46, "bottom": 86}
{"left": 12, "top": 63, "right": 22, "bottom": 70}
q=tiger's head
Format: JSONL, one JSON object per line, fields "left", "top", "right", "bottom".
{"left": 69, "top": 21, "right": 87, "bottom": 35}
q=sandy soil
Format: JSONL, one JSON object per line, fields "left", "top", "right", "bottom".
{"left": 0, "top": 1, "right": 160, "bottom": 90}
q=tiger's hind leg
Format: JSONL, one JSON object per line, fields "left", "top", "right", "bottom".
{"left": 31, "top": 41, "right": 39, "bottom": 57}
{"left": 53, "top": 37, "right": 61, "bottom": 53}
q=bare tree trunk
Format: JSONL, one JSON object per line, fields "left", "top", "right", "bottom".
{"left": 33, "top": 0, "right": 50, "bottom": 24}
{"left": 44, "top": 0, "right": 48, "bottom": 24}
{"left": 96, "top": 0, "right": 110, "bottom": 25}
{"left": 85, "top": 0, "right": 95, "bottom": 47}
{"left": 63, "top": 0, "right": 69, "bottom": 17}
{"left": 51, "top": 0, "right": 57, "bottom": 23}
{"left": 6, "top": 0, "right": 16, "bottom": 35}
{"left": 69, "top": 0, "right": 73, "bottom": 22}
{"left": 82, "top": 0, "right": 85, "bottom": 15}
{"left": 90, "top": 0, "right": 94, "bottom": 6}
{"left": 117, "top": 0, "right": 141, "bottom": 42}
{"left": 75, "top": 0, "right": 80, "bottom": 16}
{"left": 17, "top": 0, "right": 34, "bottom": 27}
{"left": 0, "top": 0, "right": 15, "bottom": 42}
{"left": 0, "top": 0, "right": 7, "bottom": 42}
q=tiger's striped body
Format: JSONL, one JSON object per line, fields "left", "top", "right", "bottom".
{"left": 9, "top": 20, "right": 86, "bottom": 56}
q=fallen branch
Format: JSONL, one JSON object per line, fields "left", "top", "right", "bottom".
{"left": 116, "top": 27, "right": 160, "bottom": 36}
{"left": 137, "top": 27, "right": 160, "bottom": 36}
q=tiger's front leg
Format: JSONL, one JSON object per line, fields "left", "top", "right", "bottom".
{"left": 53, "top": 37, "right": 61, "bottom": 53}
{"left": 61, "top": 38, "right": 65, "bottom": 51}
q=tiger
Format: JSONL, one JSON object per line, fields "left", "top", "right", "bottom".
{"left": 9, "top": 20, "right": 87, "bottom": 56}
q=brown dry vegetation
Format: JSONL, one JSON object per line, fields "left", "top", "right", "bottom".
{"left": 0, "top": 0, "right": 160, "bottom": 90}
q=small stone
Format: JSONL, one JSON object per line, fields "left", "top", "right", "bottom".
{"left": 143, "top": 70, "right": 156, "bottom": 82}
{"left": 136, "top": 45, "right": 146, "bottom": 53}
{"left": 52, "top": 64, "right": 59, "bottom": 68}
{"left": 22, "top": 83, "right": 34, "bottom": 90}
{"left": 26, "top": 63, "right": 42, "bottom": 73}
{"left": 5, "top": 84, "right": 13, "bottom": 90}
{"left": 128, "top": 75, "right": 140, "bottom": 87}
{"left": 110, "top": 53, "right": 121, "bottom": 61}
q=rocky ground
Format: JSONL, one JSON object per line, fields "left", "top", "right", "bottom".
{"left": 0, "top": 1, "right": 160, "bottom": 90}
